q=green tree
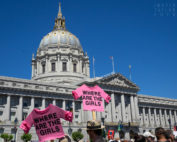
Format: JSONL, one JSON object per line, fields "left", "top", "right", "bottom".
{"left": 0, "top": 133, "right": 13, "bottom": 142}
{"left": 72, "top": 131, "right": 84, "bottom": 142}
{"left": 21, "top": 133, "right": 32, "bottom": 142}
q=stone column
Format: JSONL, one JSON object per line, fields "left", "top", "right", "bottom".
{"left": 148, "top": 107, "right": 151, "bottom": 127}
{"left": 72, "top": 101, "right": 75, "bottom": 120}
{"left": 70, "top": 56, "right": 73, "bottom": 72}
{"left": 128, "top": 103, "right": 132, "bottom": 123}
{"left": 41, "top": 98, "right": 46, "bottom": 109}
{"left": 169, "top": 110, "right": 173, "bottom": 127}
{"left": 130, "top": 95, "right": 135, "bottom": 122}
{"left": 85, "top": 62, "right": 90, "bottom": 77}
{"left": 56, "top": 55, "right": 59, "bottom": 72}
{"left": 134, "top": 96, "right": 139, "bottom": 121}
{"left": 46, "top": 56, "right": 49, "bottom": 73}
{"left": 57, "top": 55, "right": 60, "bottom": 72}
{"left": 5, "top": 95, "right": 11, "bottom": 121}
{"left": 18, "top": 96, "right": 23, "bottom": 121}
{"left": 143, "top": 107, "right": 146, "bottom": 126}
{"left": 154, "top": 108, "right": 157, "bottom": 126}
{"left": 108, "top": 98, "right": 112, "bottom": 121}
{"left": 29, "top": 97, "right": 34, "bottom": 114}
{"left": 37, "top": 61, "right": 40, "bottom": 74}
{"left": 111, "top": 93, "right": 116, "bottom": 122}
{"left": 79, "top": 59, "right": 82, "bottom": 73}
{"left": 164, "top": 109, "right": 168, "bottom": 126}
{"left": 31, "top": 61, "right": 35, "bottom": 78}
{"left": 62, "top": 100, "right": 66, "bottom": 110}
{"left": 117, "top": 99, "right": 122, "bottom": 122}
{"left": 121, "top": 94, "right": 126, "bottom": 122}
{"left": 174, "top": 111, "right": 177, "bottom": 124}
{"left": 102, "top": 99, "right": 105, "bottom": 118}
{"left": 53, "top": 99, "right": 56, "bottom": 106}
{"left": 159, "top": 109, "right": 163, "bottom": 127}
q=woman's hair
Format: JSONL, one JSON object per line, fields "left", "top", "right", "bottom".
{"left": 166, "top": 130, "right": 174, "bottom": 141}
{"left": 155, "top": 127, "right": 167, "bottom": 140}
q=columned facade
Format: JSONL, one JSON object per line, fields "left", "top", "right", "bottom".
{"left": 138, "top": 95, "right": 177, "bottom": 134}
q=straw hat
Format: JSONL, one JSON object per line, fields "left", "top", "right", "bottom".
{"left": 84, "top": 120, "right": 105, "bottom": 130}
{"left": 59, "top": 135, "right": 71, "bottom": 142}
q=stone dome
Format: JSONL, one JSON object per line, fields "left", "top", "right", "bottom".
{"left": 39, "top": 30, "right": 83, "bottom": 51}
{"left": 31, "top": 3, "right": 90, "bottom": 85}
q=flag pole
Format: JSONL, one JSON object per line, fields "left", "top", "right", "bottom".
{"left": 110, "top": 56, "right": 115, "bottom": 73}
{"left": 112, "top": 57, "right": 115, "bottom": 73}
{"left": 92, "top": 56, "right": 96, "bottom": 120}
{"left": 129, "top": 65, "right": 132, "bottom": 81}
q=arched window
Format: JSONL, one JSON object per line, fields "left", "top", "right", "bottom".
{"left": 62, "top": 62, "right": 67, "bottom": 71}
{"left": 73, "top": 63, "right": 77, "bottom": 72}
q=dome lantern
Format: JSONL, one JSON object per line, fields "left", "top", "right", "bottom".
{"left": 54, "top": 2, "right": 66, "bottom": 30}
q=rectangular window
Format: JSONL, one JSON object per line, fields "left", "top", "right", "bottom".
{"left": 10, "top": 112, "right": 16, "bottom": 121}
{"left": 82, "top": 64, "right": 84, "bottom": 73}
{"left": 22, "top": 112, "right": 28, "bottom": 120}
{"left": 63, "top": 62, "right": 67, "bottom": 71}
{"left": 42, "top": 64, "right": 45, "bottom": 73}
{"left": 73, "top": 63, "right": 77, "bottom": 72}
{"left": 56, "top": 100, "right": 62, "bottom": 108}
{"left": 51, "top": 62, "right": 55, "bottom": 72}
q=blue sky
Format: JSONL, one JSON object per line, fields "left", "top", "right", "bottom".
{"left": 0, "top": 0, "right": 176, "bottom": 99}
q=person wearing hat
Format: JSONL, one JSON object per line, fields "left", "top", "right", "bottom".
{"left": 86, "top": 120, "right": 106, "bottom": 142}
{"left": 58, "top": 135, "right": 71, "bottom": 142}
{"left": 143, "top": 131, "right": 155, "bottom": 142}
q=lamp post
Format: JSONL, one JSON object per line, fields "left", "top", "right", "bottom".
{"left": 68, "top": 106, "right": 73, "bottom": 136}
{"left": 101, "top": 117, "right": 106, "bottom": 138}
{"left": 14, "top": 118, "right": 18, "bottom": 142}
{"left": 101, "top": 117, "right": 105, "bottom": 126}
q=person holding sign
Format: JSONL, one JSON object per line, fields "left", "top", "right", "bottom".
{"left": 72, "top": 84, "right": 111, "bottom": 112}
{"left": 20, "top": 104, "right": 73, "bottom": 142}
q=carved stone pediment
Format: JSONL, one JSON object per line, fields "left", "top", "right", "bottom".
{"left": 108, "top": 78, "right": 129, "bottom": 87}
{"left": 96, "top": 73, "right": 138, "bottom": 89}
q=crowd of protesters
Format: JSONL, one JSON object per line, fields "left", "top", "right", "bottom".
{"left": 83, "top": 120, "right": 177, "bottom": 142}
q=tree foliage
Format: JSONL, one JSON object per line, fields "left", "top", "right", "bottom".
{"left": 21, "top": 133, "right": 32, "bottom": 142}
{"left": 0, "top": 133, "right": 13, "bottom": 142}
{"left": 72, "top": 131, "right": 84, "bottom": 142}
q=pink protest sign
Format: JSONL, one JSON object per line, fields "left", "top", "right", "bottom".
{"left": 72, "top": 84, "right": 111, "bottom": 112}
{"left": 20, "top": 104, "right": 73, "bottom": 142}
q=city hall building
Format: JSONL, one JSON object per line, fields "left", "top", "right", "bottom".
{"left": 0, "top": 3, "right": 177, "bottom": 142}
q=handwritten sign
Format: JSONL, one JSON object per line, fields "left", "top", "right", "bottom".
{"left": 33, "top": 113, "right": 61, "bottom": 136}
{"left": 72, "top": 84, "right": 111, "bottom": 112}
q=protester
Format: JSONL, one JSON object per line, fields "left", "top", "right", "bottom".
{"left": 143, "top": 131, "right": 155, "bottom": 142}
{"left": 134, "top": 135, "right": 147, "bottom": 142}
{"left": 155, "top": 127, "right": 168, "bottom": 142}
{"left": 85, "top": 120, "right": 106, "bottom": 142}
{"left": 166, "top": 130, "right": 175, "bottom": 142}
{"left": 58, "top": 135, "right": 71, "bottom": 142}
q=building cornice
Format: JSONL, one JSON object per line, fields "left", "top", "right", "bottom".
{"left": 0, "top": 76, "right": 78, "bottom": 95}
